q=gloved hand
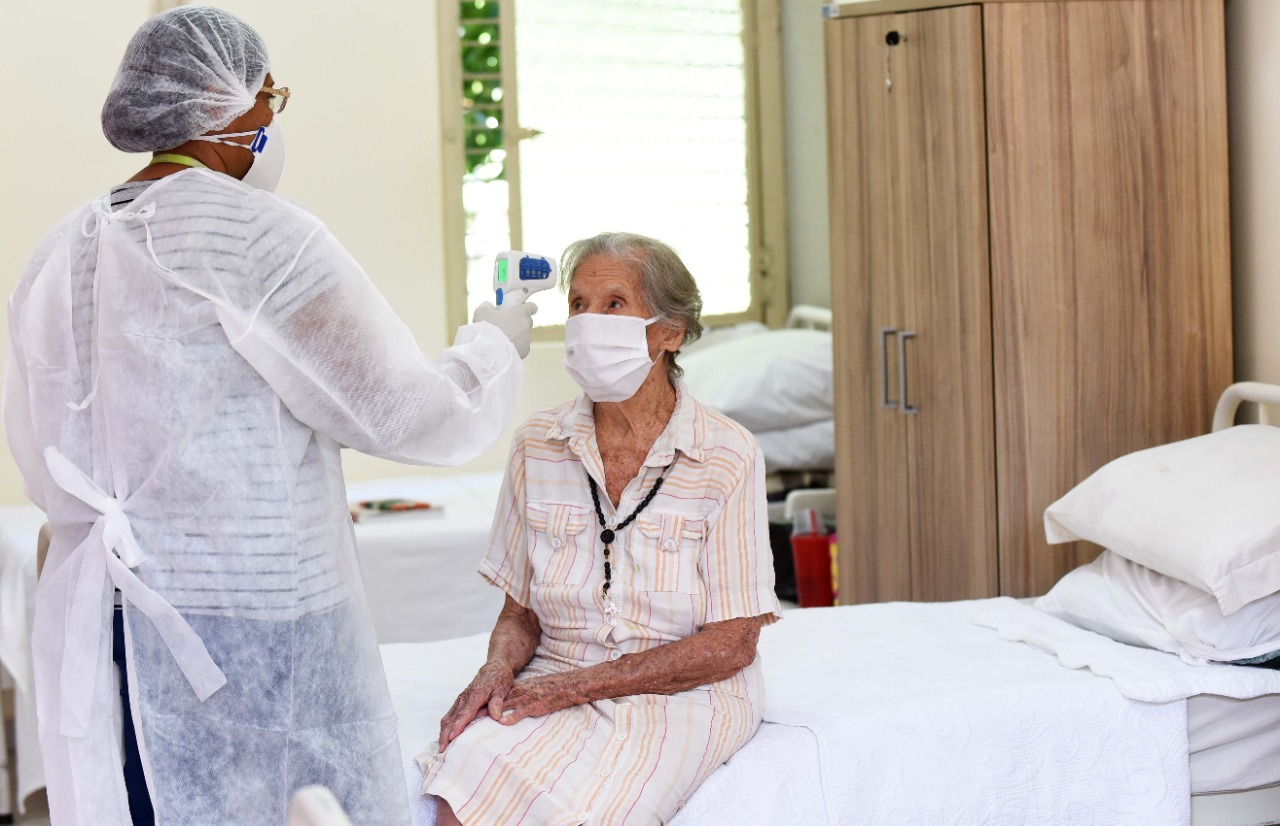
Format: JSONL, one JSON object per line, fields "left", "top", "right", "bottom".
{"left": 472, "top": 300, "right": 537, "bottom": 359}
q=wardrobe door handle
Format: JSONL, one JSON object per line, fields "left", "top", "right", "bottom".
{"left": 879, "top": 327, "right": 898, "bottom": 409}
{"left": 898, "top": 330, "right": 917, "bottom": 414}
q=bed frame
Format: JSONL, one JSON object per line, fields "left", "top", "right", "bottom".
{"left": 1170, "top": 381, "right": 1280, "bottom": 826}
{"left": 1193, "top": 783, "right": 1280, "bottom": 826}
{"left": 1212, "top": 380, "right": 1280, "bottom": 432}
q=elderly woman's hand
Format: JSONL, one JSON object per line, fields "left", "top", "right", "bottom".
{"left": 439, "top": 595, "right": 543, "bottom": 749}
{"left": 438, "top": 663, "right": 515, "bottom": 750}
{"left": 496, "top": 672, "right": 584, "bottom": 726}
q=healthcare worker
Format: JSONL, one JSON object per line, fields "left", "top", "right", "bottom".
{"left": 3, "top": 7, "right": 536, "bottom": 825}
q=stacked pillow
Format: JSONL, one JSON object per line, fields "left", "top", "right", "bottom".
{"left": 680, "top": 328, "right": 834, "bottom": 472}
{"left": 1037, "top": 425, "right": 1280, "bottom": 666}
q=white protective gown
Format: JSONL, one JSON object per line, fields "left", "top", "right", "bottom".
{"left": 3, "top": 169, "right": 523, "bottom": 825}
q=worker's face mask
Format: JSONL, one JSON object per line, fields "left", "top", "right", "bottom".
{"left": 563, "top": 313, "right": 663, "bottom": 403}
{"left": 192, "top": 118, "right": 286, "bottom": 192}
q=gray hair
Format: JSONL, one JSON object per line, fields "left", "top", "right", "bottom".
{"left": 560, "top": 232, "right": 703, "bottom": 379}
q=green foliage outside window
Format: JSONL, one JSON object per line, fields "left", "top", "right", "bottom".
{"left": 461, "top": 0, "right": 505, "bottom": 180}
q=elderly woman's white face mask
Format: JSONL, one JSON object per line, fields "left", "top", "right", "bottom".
{"left": 563, "top": 313, "right": 663, "bottom": 402}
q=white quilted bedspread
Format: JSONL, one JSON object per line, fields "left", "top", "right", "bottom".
{"left": 759, "top": 599, "right": 1193, "bottom": 826}
{"left": 384, "top": 598, "right": 1280, "bottom": 825}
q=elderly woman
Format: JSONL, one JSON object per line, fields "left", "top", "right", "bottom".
{"left": 420, "top": 232, "right": 781, "bottom": 825}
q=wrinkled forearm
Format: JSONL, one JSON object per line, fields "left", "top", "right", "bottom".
{"left": 552, "top": 616, "right": 765, "bottom": 705}
{"left": 486, "top": 596, "right": 542, "bottom": 676}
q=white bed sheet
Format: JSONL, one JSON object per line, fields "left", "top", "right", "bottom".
{"left": 0, "top": 503, "right": 49, "bottom": 813}
{"left": 383, "top": 598, "right": 1280, "bottom": 825}
{"left": 347, "top": 473, "right": 505, "bottom": 644}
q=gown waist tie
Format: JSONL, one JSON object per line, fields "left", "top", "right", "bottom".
{"left": 43, "top": 447, "right": 227, "bottom": 738}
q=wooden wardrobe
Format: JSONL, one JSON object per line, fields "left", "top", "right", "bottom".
{"left": 825, "top": 0, "right": 1233, "bottom": 603}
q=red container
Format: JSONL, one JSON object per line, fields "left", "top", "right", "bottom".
{"left": 792, "top": 533, "right": 835, "bottom": 608}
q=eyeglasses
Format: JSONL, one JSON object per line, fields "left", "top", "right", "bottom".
{"left": 261, "top": 85, "right": 291, "bottom": 115}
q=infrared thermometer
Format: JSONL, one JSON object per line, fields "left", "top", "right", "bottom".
{"left": 493, "top": 251, "right": 558, "bottom": 306}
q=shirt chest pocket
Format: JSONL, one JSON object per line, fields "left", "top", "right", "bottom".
{"left": 633, "top": 513, "right": 705, "bottom": 594}
{"left": 526, "top": 501, "right": 593, "bottom": 586}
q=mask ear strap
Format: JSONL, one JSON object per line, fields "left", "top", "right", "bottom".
{"left": 190, "top": 130, "right": 259, "bottom": 150}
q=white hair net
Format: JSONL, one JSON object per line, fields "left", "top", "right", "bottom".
{"left": 102, "top": 6, "right": 270, "bottom": 153}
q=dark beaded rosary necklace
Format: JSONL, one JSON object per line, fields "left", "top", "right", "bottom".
{"left": 586, "top": 465, "right": 671, "bottom": 599}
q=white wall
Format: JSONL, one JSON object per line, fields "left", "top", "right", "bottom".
{"left": 0, "top": 1, "right": 150, "bottom": 503}
{"left": 0, "top": 0, "right": 576, "bottom": 506}
{"left": 1226, "top": 0, "right": 1280, "bottom": 389}
{"left": 781, "top": 0, "right": 832, "bottom": 310}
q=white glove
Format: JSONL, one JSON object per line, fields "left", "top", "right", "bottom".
{"left": 472, "top": 299, "right": 537, "bottom": 359}
{"left": 287, "top": 786, "right": 353, "bottom": 826}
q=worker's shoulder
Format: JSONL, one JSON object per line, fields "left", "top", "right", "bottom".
{"left": 145, "top": 170, "right": 323, "bottom": 226}
{"left": 14, "top": 196, "right": 108, "bottom": 298}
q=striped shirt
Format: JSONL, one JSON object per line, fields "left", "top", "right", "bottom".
{"left": 419, "top": 381, "right": 780, "bottom": 825}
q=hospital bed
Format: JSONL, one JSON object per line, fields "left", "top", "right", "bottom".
{"left": 345, "top": 473, "right": 506, "bottom": 644}
{"left": 682, "top": 305, "right": 835, "bottom": 490}
{"left": 382, "top": 600, "right": 1280, "bottom": 826}
{"left": 380, "top": 381, "right": 1280, "bottom": 826}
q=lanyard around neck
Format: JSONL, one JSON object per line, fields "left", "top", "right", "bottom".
{"left": 587, "top": 463, "right": 672, "bottom": 599}
{"left": 149, "top": 153, "right": 209, "bottom": 170}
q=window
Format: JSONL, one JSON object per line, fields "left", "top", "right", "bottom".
{"left": 439, "top": 0, "right": 788, "bottom": 331}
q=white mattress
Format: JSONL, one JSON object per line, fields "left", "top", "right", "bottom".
{"left": 1188, "top": 692, "right": 1280, "bottom": 793}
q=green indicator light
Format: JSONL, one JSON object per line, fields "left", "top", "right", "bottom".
{"left": 497, "top": 258, "right": 508, "bottom": 283}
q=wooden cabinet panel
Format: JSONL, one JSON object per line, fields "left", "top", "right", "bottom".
{"left": 984, "top": 0, "right": 1233, "bottom": 597}
{"left": 892, "top": 6, "right": 997, "bottom": 601}
{"left": 829, "top": 6, "right": 996, "bottom": 603}
{"left": 827, "top": 13, "right": 912, "bottom": 604}
{"left": 826, "top": 0, "right": 1230, "bottom": 605}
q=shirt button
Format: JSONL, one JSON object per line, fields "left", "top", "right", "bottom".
{"left": 615, "top": 732, "right": 627, "bottom": 743}
{"left": 663, "top": 539, "right": 676, "bottom": 550}
{"left": 600, "top": 767, "right": 612, "bottom": 777}
{"left": 609, "top": 649, "right": 622, "bottom": 661}
{"left": 551, "top": 537, "right": 562, "bottom": 549}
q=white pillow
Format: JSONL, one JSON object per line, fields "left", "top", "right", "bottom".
{"left": 755, "top": 419, "right": 835, "bottom": 473}
{"left": 680, "top": 329, "right": 832, "bottom": 433}
{"left": 1043, "top": 425, "right": 1280, "bottom": 615}
{"left": 1035, "top": 551, "right": 1280, "bottom": 665}
{"left": 681, "top": 321, "right": 768, "bottom": 354}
